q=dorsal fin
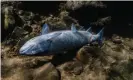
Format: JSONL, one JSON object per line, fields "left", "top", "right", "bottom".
{"left": 86, "top": 27, "right": 91, "bottom": 32}
{"left": 71, "top": 23, "right": 77, "bottom": 32}
{"left": 40, "top": 23, "right": 49, "bottom": 35}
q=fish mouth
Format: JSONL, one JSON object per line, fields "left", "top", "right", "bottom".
{"left": 19, "top": 48, "right": 27, "bottom": 54}
{"left": 19, "top": 45, "right": 34, "bottom": 54}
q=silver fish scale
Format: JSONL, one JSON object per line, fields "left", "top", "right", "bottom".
{"left": 49, "top": 31, "right": 89, "bottom": 52}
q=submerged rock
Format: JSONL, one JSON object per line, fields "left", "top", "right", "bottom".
{"left": 112, "top": 34, "right": 123, "bottom": 44}
{"left": 33, "top": 62, "right": 60, "bottom": 80}
{"left": 63, "top": 61, "right": 83, "bottom": 75}
{"left": 91, "top": 16, "right": 111, "bottom": 26}
{"left": 1, "top": 56, "right": 53, "bottom": 80}
{"left": 11, "top": 27, "right": 29, "bottom": 39}
{"left": 76, "top": 45, "right": 91, "bottom": 64}
{"left": 31, "top": 24, "right": 41, "bottom": 35}
{"left": 76, "top": 44, "right": 102, "bottom": 64}
{"left": 65, "top": 1, "right": 106, "bottom": 10}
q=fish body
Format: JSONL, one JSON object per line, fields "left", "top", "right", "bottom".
{"left": 19, "top": 23, "right": 104, "bottom": 55}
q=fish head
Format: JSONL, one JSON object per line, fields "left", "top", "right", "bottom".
{"left": 19, "top": 41, "right": 40, "bottom": 55}
{"left": 19, "top": 38, "right": 51, "bottom": 55}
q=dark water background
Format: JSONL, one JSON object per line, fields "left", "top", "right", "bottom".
{"left": 1, "top": 1, "right": 133, "bottom": 42}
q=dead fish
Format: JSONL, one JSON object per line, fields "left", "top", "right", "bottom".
{"left": 19, "top": 23, "right": 104, "bottom": 55}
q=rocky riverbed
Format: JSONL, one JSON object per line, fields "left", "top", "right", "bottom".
{"left": 1, "top": 1, "right": 133, "bottom": 80}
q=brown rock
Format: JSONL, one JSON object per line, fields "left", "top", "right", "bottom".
{"left": 76, "top": 46, "right": 91, "bottom": 64}
{"left": 113, "top": 39, "right": 122, "bottom": 44}
{"left": 112, "top": 34, "right": 122, "bottom": 44}
{"left": 63, "top": 61, "right": 83, "bottom": 75}
{"left": 76, "top": 45, "right": 101, "bottom": 64}
{"left": 33, "top": 62, "right": 60, "bottom": 80}
{"left": 31, "top": 24, "right": 41, "bottom": 34}
{"left": 1, "top": 55, "right": 54, "bottom": 80}
{"left": 73, "top": 65, "right": 83, "bottom": 75}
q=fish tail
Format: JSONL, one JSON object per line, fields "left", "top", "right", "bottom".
{"left": 97, "top": 28, "right": 104, "bottom": 46}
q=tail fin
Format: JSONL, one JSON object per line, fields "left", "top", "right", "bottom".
{"left": 97, "top": 28, "right": 104, "bottom": 46}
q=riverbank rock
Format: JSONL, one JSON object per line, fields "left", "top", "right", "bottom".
{"left": 33, "top": 62, "right": 60, "bottom": 80}
{"left": 63, "top": 61, "right": 83, "bottom": 75}
{"left": 1, "top": 56, "right": 53, "bottom": 80}
{"left": 65, "top": 1, "right": 106, "bottom": 10}
{"left": 112, "top": 34, "right": 123, "bottom": 44}
{"left": 2, "top": 37, "right": 133, "bottom": 80}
